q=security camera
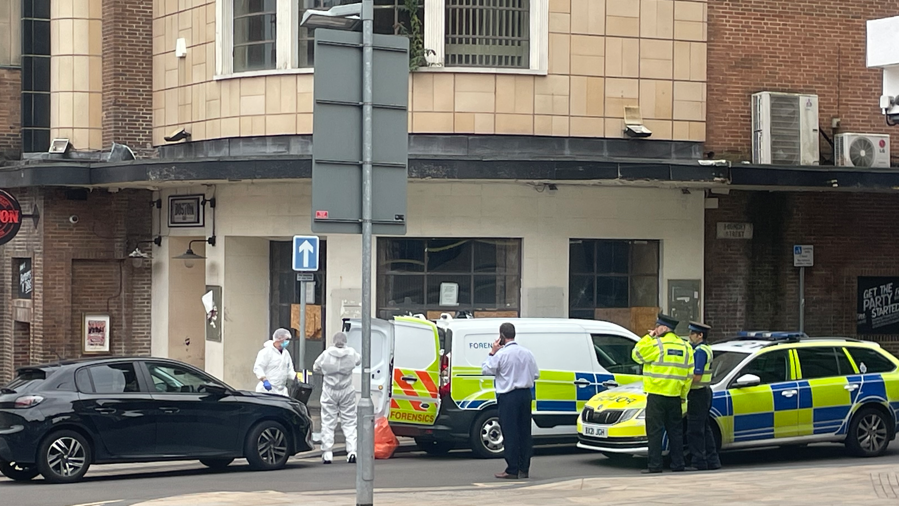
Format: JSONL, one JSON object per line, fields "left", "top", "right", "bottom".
{"left": 68, "top": 215, "right": 79, "bottom": 224}
{"left": 164, "top": 128, "right": 191, "bottom": 143}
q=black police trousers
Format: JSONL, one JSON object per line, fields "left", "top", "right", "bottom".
{"left": 687, "top": 386, "right": 721, "bottom": 470}
{"left": 646, "top": 393, "right": 684, "bottom": 471}
{"left": 497, "top": 387, "right": 533, "bottom": 475}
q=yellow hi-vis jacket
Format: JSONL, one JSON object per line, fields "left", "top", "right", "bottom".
{"left": 631, "top": 332, "right": 694, "bottom": 400}
{"left": 691, "top": 343, "right": 713, "bottom": 389}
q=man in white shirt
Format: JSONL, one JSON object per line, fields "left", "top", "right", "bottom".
{"left": 481, "top": 322, "right": 539, "bottom": 479}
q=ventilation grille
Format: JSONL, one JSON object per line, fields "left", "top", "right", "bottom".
{"left": 769, "top": 94, "right": 801, "bottom": 165}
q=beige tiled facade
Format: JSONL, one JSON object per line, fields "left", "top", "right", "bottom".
{"left": 152, "top": 0, "right": 707, "bottom": 145}
{"left": 51, "top": 0, "right": 103, "bottom": 150}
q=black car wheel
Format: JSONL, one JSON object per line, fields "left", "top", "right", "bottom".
{"left": 0, "top": 461, "right": 40, "bottom": 481}
{"left": 470, "top": 410, "right": 504, "bottom": 459}
{"left": 847, "top": 407, "right": 891, "bottom": 457}
{"left": 37, "top": 430, "right": 92, "bottom": 484}
{"left": 199, "top": 458, "right": 235, "bottom": 470}
{"left": 415, "top": 438, "right": 454, "bottom": 456}
{"left": 245, "top": 421, "right": 290, "bottom": 470}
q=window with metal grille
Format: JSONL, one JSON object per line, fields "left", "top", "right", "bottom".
{"left": 569, "top": 239, "right": 660, "bottom": 320}
{"left": 444, "top": 0, "right": 529, "bottom": 68}
{"left": 233, "top": 0, "right": 277, "bottom": 72}
{"left": 298, "top": 0, "right": 421, "bottom": 68}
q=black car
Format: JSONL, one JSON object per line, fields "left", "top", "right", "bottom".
{"left": 0, "top": 357, "right": 314, "bottom": 483}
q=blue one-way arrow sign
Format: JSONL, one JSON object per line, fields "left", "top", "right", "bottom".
{"left": 292, "top": 235, "right": 320, "bottom": 272}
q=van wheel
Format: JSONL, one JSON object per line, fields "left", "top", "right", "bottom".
{"left": 245, "top": 421, "right": 290, "bottom": 470}
{"left": 470, "top": 410, "right": 504, "bottom": 459}
{"left": 0, "top": 461, "right": 40, "bottom": 481}
{"left": 846, "top": 407, "right": 890, "bottom": 457}
{"left": 415, "top": 438, "right": 454, "bottom": 456}
{"left": 37, "top": 430, "right": 92, "bottom": 483}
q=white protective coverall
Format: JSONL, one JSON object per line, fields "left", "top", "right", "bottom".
{"left": 253, "top": 340, "right": 294, "bottom": 396}
{"left": 313, "top": 334, "right": 362, "bottom": 462}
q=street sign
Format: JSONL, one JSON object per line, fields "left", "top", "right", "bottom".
{"left": 311, "top": 28, "right": 409, "bottom": 235}
{"left": 292, "top": 235, "right": 320, "bottom": 271}
{"left": 793, "top": 245, "right": 814, "bottom": 267}
{"left": 296, "top": 273, "right": 314, "bottom": 282}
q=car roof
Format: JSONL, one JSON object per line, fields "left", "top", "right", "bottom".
{"left": 16, "top": 356, "right": 184, "bottom": 373}
{"left": 711, "top": 337, "right": 882, "bottom": 354}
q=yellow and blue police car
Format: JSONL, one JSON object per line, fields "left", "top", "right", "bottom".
{"left": 577, "top": 332, "right": 899, "bottom": 459}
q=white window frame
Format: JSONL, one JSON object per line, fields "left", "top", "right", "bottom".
{"left": 215, "top": 0, "right": 547, "bottom": 79}
{"left": 422, "top": 0, "right": 548, "bottom": 75}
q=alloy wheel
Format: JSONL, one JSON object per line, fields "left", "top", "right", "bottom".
{"left": 858, "top": 413, "right": 888, "bottom": 453}
{"left": 257, "top": 427, "right": 288, "bottom": 465}
{"left": 46, "top": 437, "right": 87, "bottom": 478}
{"left": 480, "top": 418, "right": 504, "bottom": 453}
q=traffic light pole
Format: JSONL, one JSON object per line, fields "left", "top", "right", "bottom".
{"left": 357, "top": 0, "right": 375, "bottom": 504}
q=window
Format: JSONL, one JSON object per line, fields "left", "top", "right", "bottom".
{"left": 709, "top": 351, "right": 750, "bottom": 385}
{"left": 233, "top": 0, "right": 278, "bottom": 72}
{"left": 736, "top": 350, "right": 790, "bottom": 386}
{"left": 146, "top": 363, "right": 215, "bottom": 393}
{"left": 0, "top": 0, "right": 21, "bottom": 66}
{"left": 377, "top": 238, "right": 521, "bottom": 317}
{"left": 443, "top": 0, "right": 529, "bottom": 68}
{"left": 569, "top": 240, "right": 660, "bottom": 320}
{"left": 848, "top": 347, "right": 897, "bottom": 374}
{"left": 85, "top": 364, "right": 141, "bottom": 394}
{"left": 591, "top": 334, "right": 640, "bottom": 375}
{"left": 796, "top": 347, "right": 854, "bottom": 380}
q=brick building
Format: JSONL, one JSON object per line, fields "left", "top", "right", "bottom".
{"left": 0, "top": 0, "right": 898, "bottom": 386}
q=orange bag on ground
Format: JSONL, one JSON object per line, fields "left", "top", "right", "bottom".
{"left": 374, "top": 416, "right": 399, "bottom": 459}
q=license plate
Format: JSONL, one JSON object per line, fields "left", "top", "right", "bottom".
{"left": 584, "top": 425, "right": 607, "bottom": 438}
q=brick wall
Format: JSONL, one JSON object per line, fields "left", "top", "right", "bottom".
{"left": 102, "top": 0, "right": 154, "bottom": 157}
{"left": 0, "top": 188, "right": 153, "bottom": 379}
{"left": 0, "top": 68, "right": 21, "bottom": 160}
{"left": 706, "top": 0, "right": 899, "bottom": 164}
{"left": 705, "top": 190, "right": 899, "bottom": 355}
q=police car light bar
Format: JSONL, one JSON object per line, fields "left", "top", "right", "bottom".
{"left": 736, "top": 331, "right": 809, "bottom": 340}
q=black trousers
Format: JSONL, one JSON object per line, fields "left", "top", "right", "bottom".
{"left": 497, "top": 388, "right": 533, "bottom": 475}
{"left": 645, "top": 393, "right": 684, "bottom": 471}
{"left": 687, "top": 386, "right": 721, "bottom": 469}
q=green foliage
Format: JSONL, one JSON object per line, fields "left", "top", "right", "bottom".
{"left": 398, "top": 0, "right": 428, "bottom": 70}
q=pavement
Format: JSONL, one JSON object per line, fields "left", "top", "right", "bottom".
{"left": 122, "top": 459, "right": 899, "bottom": 506}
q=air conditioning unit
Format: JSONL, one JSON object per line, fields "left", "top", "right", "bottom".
{"left": 834, "top": 133, "right": 891, "bottom": 168}
{"left": 751, "top": 92, "right": 820, "bottom": 165}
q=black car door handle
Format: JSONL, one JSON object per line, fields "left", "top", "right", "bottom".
{"left": 94, "top": 407, "right": 116, "bottom": 414}
{"left": 159, "top": 407, "right": 180, "bottom": 414}
{"left": 602, "top": 380, "right": 619, "bottom": 388}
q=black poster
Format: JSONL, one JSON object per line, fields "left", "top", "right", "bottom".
{"left": 857, "top": 277, "right": 899, "bottom": 334}
{"left": 16, "top": 258, "right": 32, "bottom": 299}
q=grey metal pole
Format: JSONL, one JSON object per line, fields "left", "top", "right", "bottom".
{"left": 799, "top": 266, "right": 805, "bottom": 333}
{"left": 298, "top": 280, "right": 307, "bottom": 375}
{"left": 357, "top": 0, "right": 375, "bottom": 504}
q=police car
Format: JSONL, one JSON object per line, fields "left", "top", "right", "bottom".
{"left": 577, "top": 332, "right": 899, "bottom": 459}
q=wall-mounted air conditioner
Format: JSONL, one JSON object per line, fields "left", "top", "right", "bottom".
{"left": 751, "top": 91, "right": 820, "bottom": 166}
{"left": 835, "top": 133, "right": 891, "bottom": 168}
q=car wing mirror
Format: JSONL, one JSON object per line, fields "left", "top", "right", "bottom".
{"left": 733, "top": 374, "right": 761, "bottom": 388}
{"left": 199, "top": 383, "right": 229, "bottom": 396}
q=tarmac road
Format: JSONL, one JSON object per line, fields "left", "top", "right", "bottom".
{"left": 2, "top": 441, "right": 898, "bottom": 506}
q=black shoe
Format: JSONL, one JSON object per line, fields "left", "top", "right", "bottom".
{"left": 641, "top": 469, "right": 662, "bottom": 474}
{"left": 348, "top": 454, "right": 357, "bottom": 464}
{"left": 685, "top": 466, "right": 707, "bottom": 472}
{"left": 518, "top": 471, "right": 529, "bottom": 479}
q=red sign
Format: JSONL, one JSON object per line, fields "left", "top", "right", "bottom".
{"left": 880, "top": 139, "right": 887, "bottom": 149}
{"left": 0, "top": 189, "right": 22, "bottom": 246}
{"left": 315, "top": 210, "right": 329, "bottom": 219}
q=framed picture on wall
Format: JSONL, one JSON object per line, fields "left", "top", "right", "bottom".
{"left": 83, "top": 314, "right": 111, "bottom": 354}
{"left": 168, "top": 195, "right": 205, "bottom": 228}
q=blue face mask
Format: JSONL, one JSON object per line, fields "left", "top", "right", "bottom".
{"left": 281, "top": 340, "right": 290, "bottom": 349}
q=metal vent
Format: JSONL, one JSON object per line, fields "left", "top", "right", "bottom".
{"left": 588, "top": 409, "right": 624, "bottom": 425}
{"left": 769, "top": 95, "right": 801, "bottom": 165}
{"left": 444, "top": 0, "right": 530, "bottom": 68}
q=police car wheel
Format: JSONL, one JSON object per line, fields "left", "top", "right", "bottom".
{"left": 470, "top": 410, "right": 504, "bottom": 459}
{"left": 847, "top": 407, "right": 890, "bottom": 457}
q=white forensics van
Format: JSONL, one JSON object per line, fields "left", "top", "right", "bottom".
{"left": 345, "top": 316, "right": 642, "bottom": 458}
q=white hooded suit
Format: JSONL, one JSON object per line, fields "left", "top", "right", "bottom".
{"left": 313, "top": 339, "right": 362, "bottom": 461}
{"left": 253, "top": 340, "right": 294, "bottom": 396}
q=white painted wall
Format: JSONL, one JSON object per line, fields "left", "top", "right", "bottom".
{"left": 153, "top": 181, "right": 705, "bottom": 379}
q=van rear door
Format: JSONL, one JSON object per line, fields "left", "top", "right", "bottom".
{"left": 345, "top": 318, "right": 393, "bottom": 418}
{"left": 388, "top": 316, "right": 441, "bottom": 426}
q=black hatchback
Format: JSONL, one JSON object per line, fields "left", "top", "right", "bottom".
{"left": 0, "top": 357, "right": 314, "bottom": 483}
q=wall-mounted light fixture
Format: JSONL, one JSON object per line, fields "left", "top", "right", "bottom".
{"left": 173, "top": 238, "right": 214, "bottom": 269}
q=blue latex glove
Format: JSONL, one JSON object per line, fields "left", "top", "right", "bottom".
{"left": 263, "top": 380, "right": 272, "bottom": 391}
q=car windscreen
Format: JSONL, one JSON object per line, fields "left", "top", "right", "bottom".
{"left": 3, "top": 369, "right": 47, "bottom": 393}
{"left": 710, "top": 351, "right": 750, "bottom": 385}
